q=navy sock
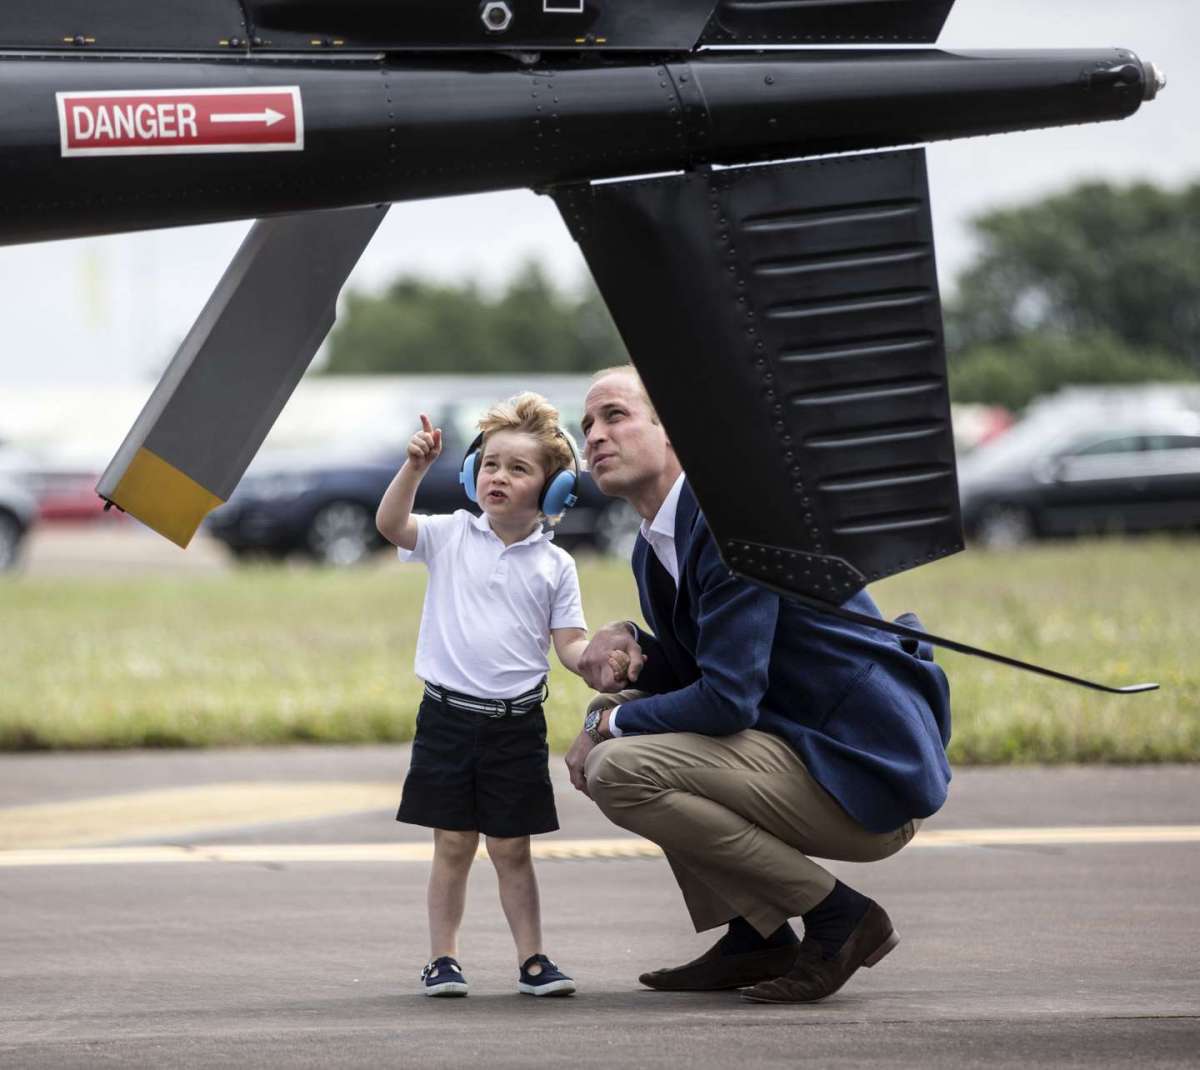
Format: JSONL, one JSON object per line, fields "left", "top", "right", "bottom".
{"left": 718, "top": 916, "right": 799, "bottom": 955}
{"left": 802, "top": 881, "right": 871, "bottom": 959}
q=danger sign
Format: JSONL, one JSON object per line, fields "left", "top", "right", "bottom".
{"left": 57, "top": 87, "right": 304, "bottom": 157}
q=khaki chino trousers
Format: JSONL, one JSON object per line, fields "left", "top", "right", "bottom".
{"left": 583, "top": 696, "right": 919, "bottom": 937}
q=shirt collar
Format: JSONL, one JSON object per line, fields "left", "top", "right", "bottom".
{"left": 640, "top": 472, "right": 686, "bottom": 544}
{"left": 471, "top": 511, "right": 552, "bottom": 546}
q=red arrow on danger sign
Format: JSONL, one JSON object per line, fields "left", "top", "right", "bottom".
{"left": 57, "top": 87, "right": 304, "bottom": 157}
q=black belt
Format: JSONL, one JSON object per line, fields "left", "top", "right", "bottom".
{"left": 423, "top": 679, "right": 548, "bottom": 719}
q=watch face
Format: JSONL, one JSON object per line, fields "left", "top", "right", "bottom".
{"left": 584, "top": 710, "right": 601, "bottom": 732}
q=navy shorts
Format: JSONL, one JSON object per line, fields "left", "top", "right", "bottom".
{"left": 397, "top": 691, "right": 559, "bottom": 838}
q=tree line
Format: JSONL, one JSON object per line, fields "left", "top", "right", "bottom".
{"left": 322, "top": 180, "right": 1200, "bottom": 410}
{"left": 323, "top": 262, "right": 623, "bottom": 376}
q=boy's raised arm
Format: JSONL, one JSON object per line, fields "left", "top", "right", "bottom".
{"left": 376, "top": 414, "right": 442, "bottom": 551}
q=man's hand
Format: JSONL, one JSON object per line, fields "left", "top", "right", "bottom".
{"left": 406, "top": 413, "right": 443, "bottom": 474}
{"left": 564, "top": 729, "right": 596, "bottom": 797}
{"left": 579, "top": 621, "right": 645, "bottom": 692}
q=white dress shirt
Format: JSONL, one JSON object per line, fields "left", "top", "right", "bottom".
{"left": 608, "top": 472, "right": 685, "bottom": 737}
{"left": 640, "top": 471, "right": 685, "bottom": 586}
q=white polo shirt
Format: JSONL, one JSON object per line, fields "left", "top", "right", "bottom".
{"left": 399, "top": 510, "right": 587, "bottom": 699}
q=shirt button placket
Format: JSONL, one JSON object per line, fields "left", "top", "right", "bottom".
{"left": 492, "top": 544, "right": 509, "bottom": 586}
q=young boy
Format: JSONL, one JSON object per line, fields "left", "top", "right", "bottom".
{"left": 376, "top": 392, "right": 590, "bottom": 998}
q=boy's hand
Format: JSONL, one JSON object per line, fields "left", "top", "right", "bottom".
{"left": 579, "top": 622, "right": 644, "bottom": 692}
{"left": 406, "top": 413, "right": 443, "bottom": 474}
{"left": 607, "top": 649, "right": 631, "bottom": 685}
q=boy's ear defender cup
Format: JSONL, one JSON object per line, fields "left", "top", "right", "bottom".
{"left": 459, "top": 430, "right": 580, "bottom": 515}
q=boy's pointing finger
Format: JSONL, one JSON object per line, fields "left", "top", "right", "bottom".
{"left": 419, "top": 413, "right": 433, "bottom": 433}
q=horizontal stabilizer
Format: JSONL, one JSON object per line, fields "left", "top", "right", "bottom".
{"left": 699, "top": 0, "right": 957, "bottom": 45}
{"left": 97, "top": 205, "right": 386, "bottom": 546}
{"left": 555, "top": 149, "right": 962, "bottom": 602}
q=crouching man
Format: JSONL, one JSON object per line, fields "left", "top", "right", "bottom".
{"left": 565, "top": 366, "right": 952, "bottom": 1004}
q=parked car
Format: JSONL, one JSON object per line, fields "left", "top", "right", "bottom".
{"left": 26, "top": 462, "right": 113, "bottom": 523}
{"left": 0, "top": 444, "right": 39, "bottom": 570}
{"left": 206, "top": 387, "right": 640, "bottom": 565}
{"left": 949, "top": 403, "right": 1013, "bottom": 455}
{"left": 958, "top": 402, "right": 1200, "bottom": 548}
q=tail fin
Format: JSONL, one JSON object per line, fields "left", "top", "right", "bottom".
{"left": 554, "top": 149, "right": 1158, "bottom": 694}
{"left": 556, "top": 148, "right": 960, "bottom": 602}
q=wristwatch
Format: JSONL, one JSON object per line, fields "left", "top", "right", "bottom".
{"left": 583, "top": 708, "right": 606, "bottom": 745}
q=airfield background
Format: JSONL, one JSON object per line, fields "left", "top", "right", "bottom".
{"left": 0, "top": 0, "right": 1195, "bottom": 762}
{"left": 1, "top": 178, "right": 1198, "bottom": 758}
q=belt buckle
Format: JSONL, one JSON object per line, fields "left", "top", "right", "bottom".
{"left": 483, "top": 702, "right": 507, "bottom": 719}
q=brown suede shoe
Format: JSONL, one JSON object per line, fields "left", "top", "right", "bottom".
{"left": 639, "top": 939, "right": 802, "bottom": 991}
{"left": 740, "top": 901, "right": 899, "bottom": 1004}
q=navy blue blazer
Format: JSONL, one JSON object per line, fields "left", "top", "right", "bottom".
{"left": 618, "top": 480, "right": 952, "bottom": 834}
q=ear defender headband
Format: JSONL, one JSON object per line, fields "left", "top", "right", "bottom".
{"left": 460, "top": 429, "right": 580, "bottom": 515}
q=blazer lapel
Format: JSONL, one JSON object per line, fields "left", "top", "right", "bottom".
{"left": 646, "top": 550, "right": 677, "bottom": 623}
{"left": 632, "top": 536, "right": 661, "bottom": 636}
{"left": 634, "top": 530, "right": 680, "bottom": 639}
{"left": 669, "top": 481, "right": 699, "bottom": 643}
{"left": 673, "top": 481, "right": 698, "bottom": 555}
{"left": 634, "top": 480, "right": 700, "bottom": 658}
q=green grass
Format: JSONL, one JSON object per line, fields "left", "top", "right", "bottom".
{"left": 2, "top": 539, "right": 1197, "bottom": 762}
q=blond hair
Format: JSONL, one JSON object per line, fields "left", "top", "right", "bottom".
{"left": 477, "top": 391, "right": 577, "bottom": 519}
{"left": 590, "top": 364, "right": 659, "bottom": 423}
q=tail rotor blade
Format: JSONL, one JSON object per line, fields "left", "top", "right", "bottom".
{"left": 97, "top": 204, "right": 387, "bottom": 546}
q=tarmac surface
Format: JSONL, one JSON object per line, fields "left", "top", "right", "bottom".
{"left": 1, "top": 749, "right": 1197, "bottom": 1068}
{"left": 17, "top": 524, "right": 234, "bottom": 576}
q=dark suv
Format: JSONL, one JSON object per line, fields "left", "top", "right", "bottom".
{"left": 206, "top": 383, "right": 639, "bottom": 565}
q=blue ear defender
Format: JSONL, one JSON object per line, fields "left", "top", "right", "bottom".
{"left": 459, "top": 429, "right": 580, "bottom": 515}
{"left": 459, "top": 432, "right": 483, "bottom": 504}
{"left": 539, "top": 431, "right": 581, "bottom": 516}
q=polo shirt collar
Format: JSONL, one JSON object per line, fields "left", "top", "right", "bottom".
{"left": 470, "top": 511, "right": 552, "bottom": 546}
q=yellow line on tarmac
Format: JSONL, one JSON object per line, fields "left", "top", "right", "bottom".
{"left": 0, "top": 838, "right": 662, "bottom": 869}
{"left": 0, "top": 782, "right": 401, "bottom": 850}
{"left": 0, "top": 828, "right": 1196, "bottom": 868}
{"left": 17, "top": 778, "right": 1195, "bottom": 856}
{"left": 913, "top": 826, "right": 1200, "bottom": 848}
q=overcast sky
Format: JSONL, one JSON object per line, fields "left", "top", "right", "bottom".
{"left": 0, "top": 0, "right": 1191, "bottom": 386}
